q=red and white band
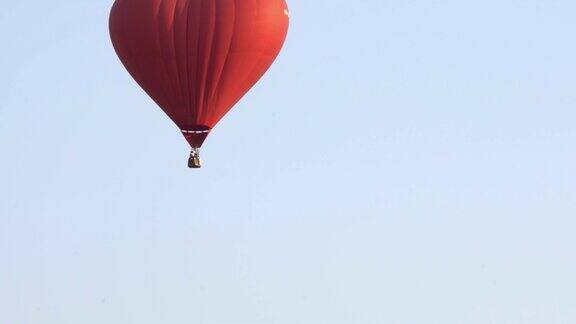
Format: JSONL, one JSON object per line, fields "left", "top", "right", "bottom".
{"left": 182, "top": 130, "right": 210, "bottom": 134}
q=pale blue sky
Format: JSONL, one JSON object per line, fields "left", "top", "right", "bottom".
{"left": 1, "top": 0, "right": 576, "bottom": 323}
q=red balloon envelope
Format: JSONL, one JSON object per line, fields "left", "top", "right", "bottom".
{"left": 109, "top": 0, "right": 289, "bottom": 168}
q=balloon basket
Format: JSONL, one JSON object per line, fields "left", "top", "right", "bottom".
{"left": 188, "top": 148, "right": 202, "bottom": 169}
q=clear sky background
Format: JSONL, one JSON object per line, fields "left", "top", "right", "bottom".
{"left": 1, "top": 0, "right": 576, "bottom": 323}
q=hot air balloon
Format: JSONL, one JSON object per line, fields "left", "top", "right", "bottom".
{"left": 109, "top": 0, "right": 290, "bottom": 168}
